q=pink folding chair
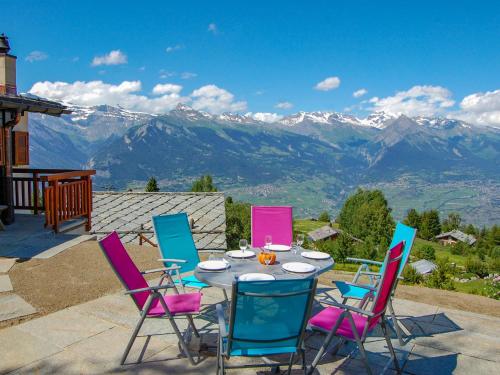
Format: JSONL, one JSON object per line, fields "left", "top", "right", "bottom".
{"left": 99, "top": 231, "right": 202, "bottom": 365}
{"left": 251, "top": 206, "right": 293, "bottom": 247}
{"left": 306, "top": 241, "right": 405, "bottom": 375}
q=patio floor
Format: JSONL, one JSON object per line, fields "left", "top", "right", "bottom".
{"left": 1, "top": 283, "right": 499, "bottom": 374}
{"left": 0, "top": 214, "right": 94, "bottom": 259}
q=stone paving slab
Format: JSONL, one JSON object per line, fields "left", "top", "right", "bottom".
{"left": 0, "top": 294, "right": 36, "bottom": 322}
{"left": 403, "top": 343, "right": 499, "bottom": 375}
{"left": 0, "top": 327, "right": 62, "bottom": 374}
{"left": 0, "top": 275, "right": 13, "bottom": 292}
{"left": 0, "top": 258, "right": 17, "bottom": 273}
{"left": 16, "top": 309, "right": 115, "bottom": 349}
{"left": 2, "top": 283, "right": 500, "bottom": 374}
{"left": 34, "top": 235, "right": 97, "bottom": 259}
{"left": 413, "top": 327, "right": 500, "bottom": 362}
{"left": 64, "top": 326, "right": 173, "bottom": 365}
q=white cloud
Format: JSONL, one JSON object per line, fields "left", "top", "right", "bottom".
{"left": 180, "top": 72, "right": 197, "bottom": 79}
{"left": 275, "top": 101, "right": 293, "bottom": 109}
{"left": 159, "top": 70, "right": 176, "bottom": 79}
{"left": 91, "top": 50, "right": 127, "bottom": 66}
{"left": 247, "top": 112, "right": 283, "bottom": 123}
{"left": 369, "top": 85, "right": 455, "bottom": 117}
{"left": 314, "top": 76, "right": 341, "bottom": 91}
{"left": 353, "top": 88, "right": 368, "bottom": 98}
{"left": 190, "top": 85, "right": 246, "bottom": 114}
{"left": 166, "top": 44, "right": 184, "bottom": 53}
{"left": 29, "top": 80, "right": 186, "bottom": 114}
{"left": 152, "top": 83, "right": 183, "bottom": 95}
{"left": 25, "top": 51, "right": 48, "bottom": 62}
{"left": 208, "top": 23, "right": 218, "bottom": 34}
{"left": 452, "top": 89, "right": 500, "bottom": 127}
{"left": 29, "top": 80, "right": 247, "bottom": 116}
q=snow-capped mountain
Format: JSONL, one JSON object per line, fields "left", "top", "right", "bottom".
{"left": 277, "top": 110, "right": 396, "bottom": 128}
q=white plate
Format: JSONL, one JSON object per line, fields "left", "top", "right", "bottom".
{"left": 198, "top": 260, "right": 229, "bottom": 271}
{"left": 301, "top": 251, "right": 331, "bottom": 260}
{"left": 226, "top": 250, "right": 256, "bottom": 258}
{"left": 238, "top": 273, "right": 276, "bottom": 281}
{"left": 265, "top": 244, "right": 291, "bottom": 252}
{"left": 282, "top": 262, "right": 316, "bottom": 273}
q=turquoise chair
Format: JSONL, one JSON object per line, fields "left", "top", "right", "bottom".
{"left": 334, "top": 222, "right": 416, "bottom": 344}
{"left": 216, "top": 278, "right": 318, "bottom": 374}
{"left": 152, "top": 213, "right": 225, "bottom": 290}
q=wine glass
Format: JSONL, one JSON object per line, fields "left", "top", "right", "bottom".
{"left": 291, "top": 241, "right": 298, "bottom": 255}
{"left": 297, "top": 234, "right": 305, "bottom": 248}
{"left": 265, "top": 235, "right": 272, "bottom": 251}
{"left": 239, "top": 239, "right": 248, "bottom": 254}
{"left": 264, "top": 256, "right": 272, "bottom": 266}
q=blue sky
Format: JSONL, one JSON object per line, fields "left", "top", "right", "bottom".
{"left": 3, "top": 0, "right": 500, "bottom": 125}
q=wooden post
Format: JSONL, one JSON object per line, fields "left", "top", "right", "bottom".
{"left": 33, "top": 171, "right": 39, "bottom": 215}
{"left": 53, "top": 179, "right": 59, "bottom": 233}
{"left": 85, "top": 175, "right": 92, "bottom": 231}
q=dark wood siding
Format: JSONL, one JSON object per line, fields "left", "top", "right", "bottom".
{"left": 13, "top": 131, "right": 29, "bottom": 166}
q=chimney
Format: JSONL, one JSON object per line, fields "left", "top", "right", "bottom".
{"left": 0, "top": 34, "right": 17, "bottom": 95}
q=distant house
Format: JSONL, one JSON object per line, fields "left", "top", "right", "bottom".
{"left": 308, "top": 225, "right": 339, "bottom": 242}
{"left": 435, "top": 230, "right": 476, "bottom": 246}
{"left": 410, "top": 259, "right": 437, "bottom": 275}
{"left": 91, "top": 191, "right": 227, "bottom": 250}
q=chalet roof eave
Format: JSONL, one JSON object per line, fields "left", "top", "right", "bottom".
{"left": 0, "top": 94, "right": 71, "bottom": 117}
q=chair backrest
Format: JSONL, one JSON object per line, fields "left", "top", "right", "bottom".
{"left": 227, "top": 278, "right": 317, "bottom": 355}
{"left": 152, "top": 213, "right": 200, "bottom": 273}
{"left": 379, "top": 222, "right": 417, "bottom": 277}
{"left": 99, "top": 231, "right": 149, "bottom": 310}
{"left": 368, "top": 241, "right": 404, "bottom": 330}
{"left": 251, "top": 206, "right": 293, "bottom": 247}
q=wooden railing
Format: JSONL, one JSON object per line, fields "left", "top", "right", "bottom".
{"left": 12, "top": 168, "right": 96, "bottom": 233}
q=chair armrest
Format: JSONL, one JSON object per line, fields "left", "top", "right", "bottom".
{"left": 347, "top": 257, "right": 383, "bottom": 266}
{"left": 359, "top": 271, "right": 381, "bottom": 277}
{"left": 216, "top": 304, "right": 228, "bottom": 338}
{"left": 141, "top": 266, "right": 180, "bottom": 275}
{"left": 125, "top": 284, "right": 170, "bottom": 295}
{"left": 320, "top": 298, "right": 374, "bottom": 317}
{"left": 158, "top": 258, "right": 187, "bottom": 263}
{"left": 341, "top": 282, "right": 377, "bottom": 291}
{"left": 198, "top": 250, "right": 226, "bottom": 254}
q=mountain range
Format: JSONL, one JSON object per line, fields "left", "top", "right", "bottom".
{"left": 28, "top": 104, "right": 500, "bottom": 225}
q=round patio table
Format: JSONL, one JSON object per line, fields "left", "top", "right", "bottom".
{"left": 194, "top": 248, "right": 334, "bottom": 289}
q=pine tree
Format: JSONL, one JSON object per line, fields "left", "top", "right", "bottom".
{"left": 403, "top": 208, "right": 421, "bottom": 230}
{"left": 145, "top": 177, "right": 160, "bottom": 192}
{"left": 441, "top": 212, "right": 461, "bottom": 232}
{"left": 337, "top": 188, "right": 394, "bottom": 254}
{"left": 419, "top": 210, "right": 441, "bottom": 240}
{"left": 191, "top": 175, "right": 218, "bottom": 192}
{"left": 318, "top": 211, "right": 331, "bottom": 222}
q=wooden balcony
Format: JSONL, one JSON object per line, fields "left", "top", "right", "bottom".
{"left": 12, "top": 168, "right": 96, "bottom": 233}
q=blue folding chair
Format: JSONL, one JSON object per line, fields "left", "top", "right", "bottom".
{"left": 216, "top": 278, "right": 318, "bottom": 375}
{"left": 334, "top": 222, "right": 416, "bottom": 344}
{"left": 152, "top": 213, "right": 225, "bottom": 291}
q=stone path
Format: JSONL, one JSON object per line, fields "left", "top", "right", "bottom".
{"left": 0, "top": 256, "right": 37, "bottom": 324}
{"left": 0, "top": 283, "right": 499, "bottom": 374}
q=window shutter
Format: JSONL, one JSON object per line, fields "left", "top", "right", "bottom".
{"left": 13, "top": 131, "right": 29, "bottom": 166}
{"left": 0, "top": 129, "right": 4, "bottom": 166}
